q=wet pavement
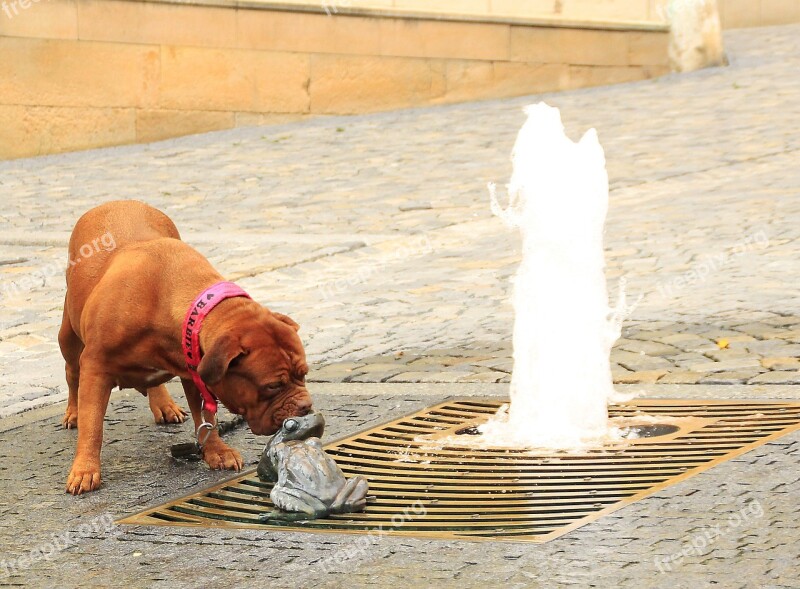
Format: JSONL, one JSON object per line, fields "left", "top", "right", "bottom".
{"left": 0, "top": 384, "right": 798, "bottom": 588}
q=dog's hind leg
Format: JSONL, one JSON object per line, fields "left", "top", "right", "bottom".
{"left": 58, "top": 305, "right": 82, "bottom": 429}
{"left": 146, "top": 385, "right": 188, "bottom": 424}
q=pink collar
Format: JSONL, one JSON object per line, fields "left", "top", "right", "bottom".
{"left": 182, "top": 281, "right": 251, "bottom": 414}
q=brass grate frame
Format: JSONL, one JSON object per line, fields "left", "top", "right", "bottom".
{"left": 119, "top": 399, "right": 800, "bottom": 543}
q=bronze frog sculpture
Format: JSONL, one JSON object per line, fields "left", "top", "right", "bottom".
{"left": 257, "top": 412, "right": 369, "bottom": 520}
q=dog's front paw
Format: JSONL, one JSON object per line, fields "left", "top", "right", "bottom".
{"left": 66, "top": 459, "right": 102, "bottom": 495}
{"left": 202, "top": 442, "right": 244, "bottom": 471}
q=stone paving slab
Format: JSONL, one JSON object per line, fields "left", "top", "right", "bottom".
{"left": 0, "top": 384, "right": 797, "bottom": 589}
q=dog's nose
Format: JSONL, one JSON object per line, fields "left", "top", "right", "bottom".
{"left": 295, "top": 399, "right": 313, "bottom": 416}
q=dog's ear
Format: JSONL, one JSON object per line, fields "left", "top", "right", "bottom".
{"left": 198, "top": 334, "right": 245, "bottom": 385}
{"left": 273, "top": 312, "right": 300, "bottom": 332}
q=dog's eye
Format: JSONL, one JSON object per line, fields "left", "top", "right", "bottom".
{"left": 266, "top": 382, "right": 283, "bottom": 392}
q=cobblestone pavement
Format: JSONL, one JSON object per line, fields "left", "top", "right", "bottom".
{"left": 0, "top": 385, "right": 797, "bottom": 589}
{"left": 1, "top": 24, "right": 800, "bottom": 419}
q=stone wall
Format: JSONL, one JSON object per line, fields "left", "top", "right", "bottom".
{"left": 0, "top": 0, "right": 669, "bottom": 160}
{"left": 276, "top": 0, "right": 666, "bottom": 22}
{"left": 249, "top": 0, "right": 800, "bottom": 28}
{"left": 718, "top": 0, "right": 800, "bottom": 28}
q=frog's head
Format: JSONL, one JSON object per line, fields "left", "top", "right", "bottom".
{"left": 270, "top": 412, "right": 326, "bottom": 447}
{"left": 258, "top": 412, "right": 327, "bottom": 483}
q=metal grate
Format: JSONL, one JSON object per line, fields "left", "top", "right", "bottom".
{"left": 119, "top": 399, "right": 800, "bottom": 542}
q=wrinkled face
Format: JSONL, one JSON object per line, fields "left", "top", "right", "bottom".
{"left": 198, "top": 310, "right": 313, "bottom": 436}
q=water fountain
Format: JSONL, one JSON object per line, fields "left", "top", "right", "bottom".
{"left": 479, "top": 102, "right": 630, "bottom": 449}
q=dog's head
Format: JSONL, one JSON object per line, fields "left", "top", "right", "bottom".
{"left": 197, "top": 308, "right": 312, "bottom": 436}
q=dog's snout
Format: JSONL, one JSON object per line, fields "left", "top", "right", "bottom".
{"left": 295, "top": 398, "right": 313, "bottom": 416}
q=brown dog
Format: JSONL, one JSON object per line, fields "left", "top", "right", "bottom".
{"left": 59, "top": 200, "right": 313, "bottom": 495}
